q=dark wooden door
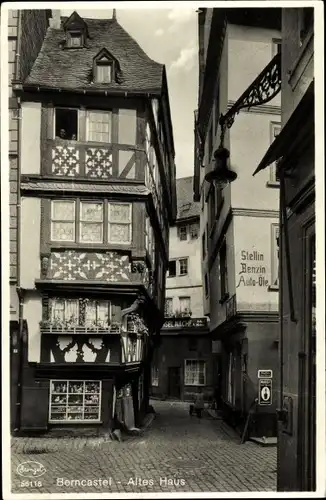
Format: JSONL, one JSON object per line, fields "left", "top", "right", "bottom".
{"left": 168, "top": 367, "right": 181, "bottom": 399}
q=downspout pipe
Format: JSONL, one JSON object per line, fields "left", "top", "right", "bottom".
{"left": 14, "top": 10, "right": 23, "bottom": 434}
{"left": 278, "top": 164, "right": 284, "bottom": 427}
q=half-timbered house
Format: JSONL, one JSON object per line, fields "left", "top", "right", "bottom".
{"left": 12, "top": 10, "right": 176, "bottom": 432}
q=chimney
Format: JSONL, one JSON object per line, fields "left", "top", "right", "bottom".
{"left": 49, "top": 10, "right": 61, "bottom": 29}
{"left": 112, "top": 9, "right": 117, "bottom": 21}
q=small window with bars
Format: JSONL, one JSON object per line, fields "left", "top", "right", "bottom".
{"left": 164, "top": 298, "right": 173, "bottom": 317}
{"left": 178, "top": 226, "right": 188, "bottom": 241}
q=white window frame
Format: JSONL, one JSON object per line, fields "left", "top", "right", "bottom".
{"left": 95, "top": 62, "right": 112, "bottom": 83}
{"left": 178, "top": 258, "right": 189, "bottom": 276}
{"left": 184, "top": 359, "right": 206, "bottom": 386}
{"left": 108, "top": 202, "right": 132, "bottom": 245}
{"left": 269, "top": 122, "right": 281, "bottom": 184}
{"left": 68, "top": 31, "right": 83, "bottom": 48}
{"left": 50, "top": 298, "right": 79, "bottom": 323}
{"left": 49, "top": 380, "right": 102, "bottom": 423}
{"left": 85, "top": 300, "right": 111, "bottom": 327}
{"left": 179, "top": 296, "right": 191, "bottom": 314}
{"left": 51, "top": 200, "right": 76, "bottom": 242}
{"left": 86, "top": 110, "right": 112, "bottom": 143}
{"left": 271, "top": 223, "right": 280, "bottom": 290}
{"left": 79, "top": 201, "right": 104, "bottom": 244}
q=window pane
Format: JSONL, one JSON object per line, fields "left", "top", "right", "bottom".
{"left": 85, "top": 301, "right": 97, "bottom": 326}
{"left": 80, "top": 203, "right": 103, "bottom": 222}
{"left": 98, "top": 302, "right": 109, "bottom": 324}
{"left": 109, "top": 223, "right": 130, "bottom": 243}
{"left": 179, "top": 297, "right": 190, "bottom": 312}
{"left": 109, "top": 203, "right": 131, "bottom": 223}
{"left": 65, "top": 300, "right": 79, "bottom": 323}
{"left": 52, "top": 201, "right": 75, "bottom": 221}
{"left": 165, "top": 298, "right": 173, "bottom": 316}
{"left": 52, "top": 300, "right": 65, "bottom": 321}
{"left": 88, "top": 111, "right": 111, "bottom": 143}
{"left": 80, "top": 223, "right": 103, "bottom": 243}
{"left": 97, "top": 65, "right": 112, "bottom": 83}
{"left": 179, "top": 259, "right": 188, "bottom": 275}
{"left": 52, "top": 222, "right": 75, "bottom": 241}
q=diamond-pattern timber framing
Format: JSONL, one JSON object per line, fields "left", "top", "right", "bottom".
{"left": 85, "top": 148, "right": 113, "bottom": 178}
{"left": 47, "top": 251, "right": 131, "bottom": 282}
{"left": 52, "top": 145, "right": 80, "bottom": 176}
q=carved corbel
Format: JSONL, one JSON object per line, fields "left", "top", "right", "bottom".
{"left": 40, "top": 254, "right": 51, "bottom": 279}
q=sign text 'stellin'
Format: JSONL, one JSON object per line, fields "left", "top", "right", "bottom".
{"left": 236, "top": 250, "right": 269, "bottom": 288}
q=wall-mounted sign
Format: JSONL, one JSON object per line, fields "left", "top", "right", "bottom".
{"left": 259, "top": 379, "right": 272, "bottom": 406}
{"left": 236, "top": 250, "right": 269, "bottom": 288}
{"left": 258, "top": 369, "right": 273, "bottom": 379}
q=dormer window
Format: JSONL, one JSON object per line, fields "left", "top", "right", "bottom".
{"left": 63, "top": 11, "right": 88, "bottom": 49}
{"left": 68, "top": 32, "right": 82, "bottom": 48}
{"left": 93, "top": 48, "right": 121, "bottom": 85}
{"left": 96, "top": 59, "right": 112, "bottom": 83}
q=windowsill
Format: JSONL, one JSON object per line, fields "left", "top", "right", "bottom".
{"left": 266, "top": 181, "right": 280, "bottom": 188}
{"left": 288, "top": 30, "right": 314, "bottom": 91}
{"left": 49, "top": 420, "right": 102, "bottom": 424}
{"left": 268, "top": 285, "right": 279, "bottom": 292}
{"left": 50, "top": 242, "right": 133, "bottom": 251}
{"left": 219, "top": 293, "right": 229, "bottom": 305}
{"left": 184, "top": 384, "right": 206, "bottom": 387}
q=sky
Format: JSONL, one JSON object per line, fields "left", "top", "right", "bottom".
{"left": 61, "top": 7, "right": 198, "bottom": 179}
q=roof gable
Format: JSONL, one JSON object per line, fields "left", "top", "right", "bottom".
{"left": 94, "top": 48, "right": 119, "bottom": 66}
{"left": 63, "top": 11, "right": 88, "bottom": 34}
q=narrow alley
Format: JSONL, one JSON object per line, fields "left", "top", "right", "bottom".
{"left": 11, "top": 401, "right": 277, "bottom": 494}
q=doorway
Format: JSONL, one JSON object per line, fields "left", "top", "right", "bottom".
{"left": 168, "top": 367, "right": 181, "bottom": 399}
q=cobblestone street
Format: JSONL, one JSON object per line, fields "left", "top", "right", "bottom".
{"left": 10, "top": 400, "right": 277, "bottom": 494}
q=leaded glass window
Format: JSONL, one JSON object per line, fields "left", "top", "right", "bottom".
{"left": 51, "top": 201, "right": 76, "bottom": 241}
{"left": 50, "top": 299, "right": 79, "bottom": 325}
{"left": 80, "top": 202, "right": 103, "bottom": 243}
{"left": 85, "top": 300, "right": 110, "bottom": 328}
{"left": 108, "top": 203, "right": 132, "bottom": 244}
{"left": 184, "top": 360, "right": 206, "bottom": 386}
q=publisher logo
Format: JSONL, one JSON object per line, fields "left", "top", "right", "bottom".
{"left": 17, "top": 461, "right": 47, "bottom": 478}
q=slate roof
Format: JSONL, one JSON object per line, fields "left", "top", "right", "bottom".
{"left": 25, "top": 16, "right": 164, "bottom": 93}
{"left": 176, "top": 176, "right": 200, "bottom": 221}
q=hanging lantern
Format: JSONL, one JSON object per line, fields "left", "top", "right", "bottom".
{"left": 204, "top": 146, "right": 237, "bottom": 187}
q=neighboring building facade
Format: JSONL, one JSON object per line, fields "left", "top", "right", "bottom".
{"left": 8, "top": 8, "right": 52, "bottom": 433}
{"left": 12, "top": 10, "right": 176, "bottom": 433}
{"left": 151, "top": 177, "right": 212, "bottom": 401}
{"left": 254, "top": 7, "right": 315, "bottom": 491}
{"left": 194, "top": 8, "right": 282, "bottom": 437}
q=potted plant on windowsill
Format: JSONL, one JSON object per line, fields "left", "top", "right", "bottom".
{"left": 109, "top": 322, "right": 122, "bottom": 334}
